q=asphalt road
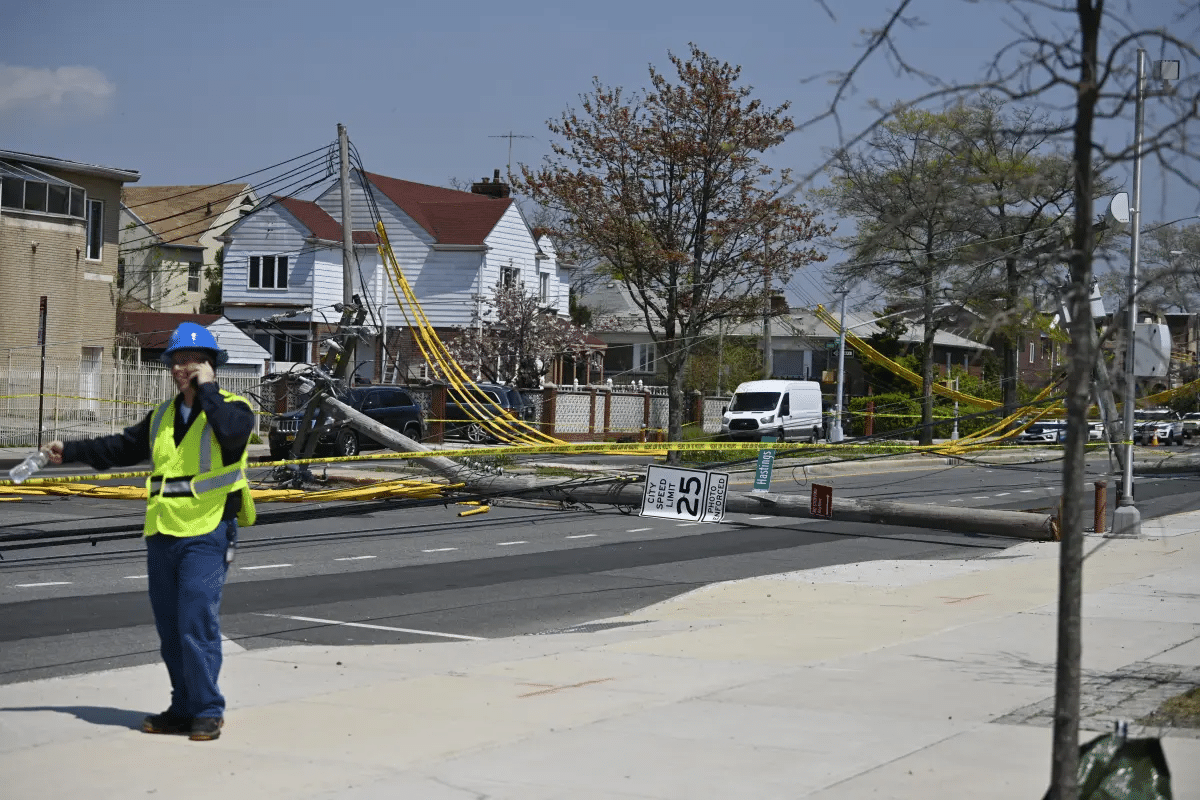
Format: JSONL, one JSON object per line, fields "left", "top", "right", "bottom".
{"left": 2, "top": 451, "right": 1197, "bottom": 685}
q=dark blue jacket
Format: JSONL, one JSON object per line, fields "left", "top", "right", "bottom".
{"left": 62, "top": 383, "right": 255, "bottom": 519}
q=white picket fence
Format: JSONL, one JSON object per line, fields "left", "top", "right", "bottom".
{"left": 0, "top": 352, "right": 268, "bottom": 446}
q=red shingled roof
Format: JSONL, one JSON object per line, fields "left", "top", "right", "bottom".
{"left": 118, "top": 311, "right": 221, "bottom": 349}
{"left": 364, "top": 172, "right": 511, "bottom": 245}
{"left": 273, "top": 196, "right": 378, "bottom": 244}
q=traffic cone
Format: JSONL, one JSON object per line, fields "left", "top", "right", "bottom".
{"left": 1152, "top": 430, "right": 1159, "bottom": 446}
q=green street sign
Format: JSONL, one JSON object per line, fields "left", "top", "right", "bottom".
{"left": 752, "top": 436, "right": 777, "bottom": 492}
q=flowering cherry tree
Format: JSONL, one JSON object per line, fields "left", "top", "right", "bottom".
{"left": 445, "top": 282, "right": 593, "bottom": 388}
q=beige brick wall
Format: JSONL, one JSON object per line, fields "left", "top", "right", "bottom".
{"left": 0, "top": 172, "right": 125, "bottom": 361}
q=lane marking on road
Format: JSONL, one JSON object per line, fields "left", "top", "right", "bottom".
{"left": 972, "top": 496, "right": 990, "bottom": 500}
{"left": 677, "top": 522, "right": 701, "bottom": 527}
{"left": 995, "top": 492, "right": 1011, "bottom": 497}
{"left": 950, "top": 499, "right": 963, "bottom": 503}
{"left": 423, "top": 547, "right": 457, "bottom": 553}
{"left": 123, "top": 575, "right": 148, "bottom": 579}
{"left": 565, "top": 534, "right": 597, "bottom": 539}
{"left": 627, "top": 527, "right": 653, "bottom": 533}
{"left": 14, "top": 581, "right": 72, "bottom": 588}
{"left": 334, "top": 556, "right": 377, "bottom": 561}
{"left": 1020, "top": 490, "right": 1035, "bottom": 493}
{"left": 240, "top": 564, "right": 292, "bottom": 571}
{"left": 749, "top": 516, "right": 772, "bottom": 520}
{"left": 497, "top": 541, "right": 528, "bottom": 546}
{"left": 255, "top": 613, "right": 484, "bottom": 641}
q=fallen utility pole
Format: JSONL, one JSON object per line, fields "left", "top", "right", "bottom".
{"left": 322, "top": 396, "right": 1057, "bottom": 541}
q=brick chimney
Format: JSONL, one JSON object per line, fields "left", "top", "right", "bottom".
{"left": 471, "top": 168, "right": 511, "bottom": 199}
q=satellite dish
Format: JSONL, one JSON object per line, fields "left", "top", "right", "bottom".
{"left": 1105, "top": 193, "right": 1130, "bottom": 229}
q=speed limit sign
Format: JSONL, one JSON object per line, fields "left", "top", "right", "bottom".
{"left": 640, "top": 465, "right": 729, "bottom": 523}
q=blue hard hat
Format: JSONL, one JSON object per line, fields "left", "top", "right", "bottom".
{"left": 160, "top": 322, "right": 229, "bottom": 367}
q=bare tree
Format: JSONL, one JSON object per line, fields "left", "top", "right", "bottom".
{"left": 1138, "top": 220, "right": 1200, "bottom": 312}
{"left": 444, "top": 280, "right": 592, "bottom": 389}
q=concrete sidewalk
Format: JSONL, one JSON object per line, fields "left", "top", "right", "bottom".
{"left": 3, "top": 509, "right": 1199, "bottom": 798}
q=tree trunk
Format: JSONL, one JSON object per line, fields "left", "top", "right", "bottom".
{"left": 1003, "top": 256, "right": 1021, "bottom": 419}
{"left": 920, "top": 324, "right": 936, "bottom": 446}
{"left": 665, "top": 342, "right": 687, "bottom": 465}
{"left": 1048, "top": 6, "right": 1102, "bottom": 798}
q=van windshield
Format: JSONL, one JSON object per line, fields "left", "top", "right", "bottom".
{"left": 729, "top": 392, "right": 780, "bottom": 412}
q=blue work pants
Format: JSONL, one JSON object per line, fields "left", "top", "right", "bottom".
{"left": 145, "top": 519, "right": 236, "bottom": 719}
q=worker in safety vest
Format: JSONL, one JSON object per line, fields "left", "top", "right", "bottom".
{"left": 45, "top": 322, "right": 256, "bottom": 742}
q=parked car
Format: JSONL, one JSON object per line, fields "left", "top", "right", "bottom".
{"left": 1018, "top": 419, "right": 1106, "bottom": 445}
{"left": 444, "top": 382, "right": 535, "bottom": 443}
{"left": 1017, "top": 421, "right": 1067, "bottom": 445}
{"left": 1182, "top": 412, "right": 1200, "bottom": 439}
{"left": 1132, "top": 409, "right": 1184, "bottom": 446}
{"left": 268, "top": 386, "right": 425, "bottom": 459}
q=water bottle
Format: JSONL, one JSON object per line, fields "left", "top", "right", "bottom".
{"left": 8, "top": 450, "right": 49, "bottom": 485}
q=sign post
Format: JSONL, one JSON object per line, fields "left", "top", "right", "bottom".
{"left": 640, "top": 465, "right": 730, "bottom": 523}
{"left": 751, "top": 435, "right": 777, "bottom": 493}
{"left": 37, "top": 296, "right": 47, "bottom": 448}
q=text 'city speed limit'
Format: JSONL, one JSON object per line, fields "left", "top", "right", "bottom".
{"left": 640, "top": 465, "right": 729, "bottom": 523}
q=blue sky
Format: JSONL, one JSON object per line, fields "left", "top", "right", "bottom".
{"left": 3, "top": 0, "right": 1194, "bottom": 308}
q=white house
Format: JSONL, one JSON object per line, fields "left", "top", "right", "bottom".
{"left": 116, "top": 311, "right": 271, "bottom": 378}
{"left": 218, "top": 169, "right": 571, "bottom": 383}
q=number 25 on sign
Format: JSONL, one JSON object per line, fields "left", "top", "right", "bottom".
{"left": 640, "top": 465, "right": 729, "bottom": 523}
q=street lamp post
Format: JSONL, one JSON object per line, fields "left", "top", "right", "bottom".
{"left": 1113, "top": 48, "right": 1148, "bottom": 538}
{"left": 1113, "top": 50, "right": 1183, "bottom": 537}
{"left": 831, "top": 290, "right": 849, "bottom": 442}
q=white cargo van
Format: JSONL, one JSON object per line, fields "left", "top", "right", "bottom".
{"left": 720, "top": 380, "right": 824, "bottom": 443}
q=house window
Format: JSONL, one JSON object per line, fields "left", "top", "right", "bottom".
{"left": 187, "top": 263, "right": 201, "bottom": 292}
{"left": 24, "top": 180, "right": 47, "bottom": 212}
{"left": 1029, "top": 342, "right": 1036, "bottom": 364}
{"left": 501, "top": 265, "right": 520, "bottom": 289}
{"left": 249, "top": 255, "right": 289, "bottom": 289}
{"left": 633, "top": 343, "right": 656, "bottom": 373}
{"left": 258, "top": 332, "right": 307, "bottom": 362}
{"left": 0, "top": 161, "right": 86, "bottom": 219}
{"left": 275, "top": 334, "right": 308, "bottom": 362}
{"left": 86, "top": 199, "right": 104, "bottom": 260}
{"left": 539, "top": 272, "right": 549, "bottom": 303}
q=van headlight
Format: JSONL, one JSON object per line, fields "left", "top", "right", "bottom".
{"left": 760, "top": 414, "right": 774, "bottom": 423}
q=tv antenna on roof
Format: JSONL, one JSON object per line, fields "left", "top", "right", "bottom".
{"left": 489, "top": 132, "right": 535, "bottom": 179}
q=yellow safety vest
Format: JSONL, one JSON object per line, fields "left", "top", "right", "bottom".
{"left": 144, "top": 389, "right": 257, "bottom": 537}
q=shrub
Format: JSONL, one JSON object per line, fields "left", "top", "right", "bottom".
{"left": 845, "top": 393, "right": 920, "bottom": 437}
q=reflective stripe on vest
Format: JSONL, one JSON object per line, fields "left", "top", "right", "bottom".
{"left": 148, "top": 467, "right": 245, "bottom": 498}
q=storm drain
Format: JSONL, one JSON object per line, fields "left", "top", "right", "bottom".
{"left": 532, "top": 620, "right": 651, "bottom": 636}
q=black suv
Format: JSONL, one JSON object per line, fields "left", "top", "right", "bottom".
{"left": 444, "top": 382, "right": 535, "bottom": 443}
{"left": 268, "top": 386, "right": 425, "bottom": 459}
